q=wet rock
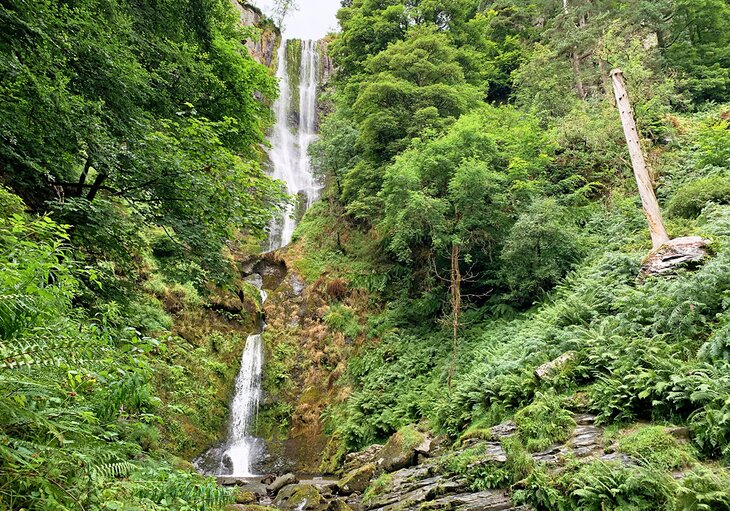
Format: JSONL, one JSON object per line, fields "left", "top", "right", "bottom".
{"left": 423, "top": 490, "right": 529, "bottom": 511}
{"left": 573, "top": 414, "right": 596, "bottom": 426}
{"left": 474, "top": 443, "right": 508, "bottom": 465}
{"left": 666, "top": 426, "right": 690, "bottom": 440}
{"left": 490, "top": 421, "right": 518, "bottom": 439}
{"left": 377, "top": 426, "right": 426, "bottom": 473}
{"left": 274, "top": 484, "right": 328, "bottom": 511}
{"left": 600, "top": 452, "right": 633, "bottom": 465}
{"left": 535, "top": 352, "right": 576, "bottom": 380}
{"left": 337, "top": 463, "right": 376, "bottom": 495}
{"left": 569, "top": 424, "right": 604, "bottom": 458}
{"left": 328, "top": 499, "right": 354, "bottom": 511}
{"left": 253, "top": 256, "right": 288, "bottom": 290}
{"left": 342, "top": 444, "right": 383, "bottom": 473}
{"left": 415, "top": 436, "right": 432, "bottom": 456}
{"left": 268, "top": 473, "right": 299, "bottom": 495}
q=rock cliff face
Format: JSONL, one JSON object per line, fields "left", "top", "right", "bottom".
{"left": 231, "top": 1, "right": 280, "bottom": 67}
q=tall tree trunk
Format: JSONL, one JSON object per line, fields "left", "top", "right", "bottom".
{"left": 448, "top": 241, "right": 461, "bottom": 390}
{"left": 86, "top": 172, "right": 108, "bottom": 203}
{"left": 611, "top": 69, "right": 670, "bottom": 250}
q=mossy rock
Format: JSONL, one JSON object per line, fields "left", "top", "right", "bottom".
{"left": 618, "top": 425, "right": 695, "bottom": 471}
{"left": 327, "top": 500, "right": 353, "bottom": 511}
{"left": 273, "top": 484, "right": 327, "bottom": 511}
{"left": 337, "top": 462, "right": 376, "bottom": 495}
{"left": 234, "top": 488, "right": 257, "bottom": 504}
{"left": 378, "top": 425, "right": 426, "bottom": 473}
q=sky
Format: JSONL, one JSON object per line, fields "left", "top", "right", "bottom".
{"left": 254, "top": 0, "right": 341, "bottom": 40}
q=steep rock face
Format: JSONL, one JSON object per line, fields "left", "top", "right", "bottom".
{"left": 231, "top": 1, "right": 280, "bottom": 67}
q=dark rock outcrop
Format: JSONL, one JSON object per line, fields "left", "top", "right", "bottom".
{"left": 342, "top": 444, "right": 384, "bottom": 475}
{"left": 231, "top": 1, "right": 280, "bottom": 67}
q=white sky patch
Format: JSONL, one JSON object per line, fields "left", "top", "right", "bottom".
{"left": 253, "top": 0, "right": 341, "bottom": 40}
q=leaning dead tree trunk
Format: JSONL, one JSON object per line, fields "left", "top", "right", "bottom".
{"left": 611, "top": 68, "right": 708, "bottom": 275}
{"left": 448, "top": 241, "right": 461, "bottom": 390}
{"left": 611, "top": 69, "right": 670, "bottom": 250}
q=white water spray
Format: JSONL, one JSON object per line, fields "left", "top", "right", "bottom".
{"left": 224, "top": 333, "right": 264, "bottom": 476}
{"left": 267, "top": 39, "right": 321, "bottom": 251}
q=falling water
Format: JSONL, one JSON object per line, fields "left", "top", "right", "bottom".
{"left": 267, "top": 39, "right": 321, "bottom": 251}
{"left": 194, "top": 39, "right": 322, "bottom": 479}
{"left": 224, "top": 333, "right": 264, "bottom": 476}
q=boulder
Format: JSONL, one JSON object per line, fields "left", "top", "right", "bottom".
{"left": 342, "top": 444, "right": 383, "bottom": 475}
{"left": 274, "top": 484, "right": 328, "bottom": 511}
{"left": 377, "top": 426, "right": 426, "bottom": 473}
{"left": 337, "top": 463, "right": 376, "bottom": 495}
{"left": 267, "top": 473, "right": 299, "bottom": 495}
{"left": 534, "top": 352, "right": 576, "bottom": 380}
{"left": 328, "top": 499, "right": 354, "bottom": 511}
{"left": 234, "top": 488, "right": 257, "bottom": 504}
{"left": 490, "top": 420, "right": 517, "bottom": 439}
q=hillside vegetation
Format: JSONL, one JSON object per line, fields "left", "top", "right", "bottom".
{"left": 2, "top": 0, "right": 730, "bottom": 510}
{"left": 300, "top": 0, "right": 730, "bottom": 508}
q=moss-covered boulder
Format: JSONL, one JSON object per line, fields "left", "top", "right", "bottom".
{"left": 234, "top": 488, "right": 257, "bottom": 504}
{"left": 273, "top": 484, "right": 328, "bottom": 511}
{"left": 377, "top": 425, "right": 426, "bottom": 473}
{"left": 327, "top": 500, "right": 353, "bottom": 511}
{"left": 337, "top": 462, "right": 376, "bottom": 495}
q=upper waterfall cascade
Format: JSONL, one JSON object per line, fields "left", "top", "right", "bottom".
{"left": 267, "top": 39, "right": 322, "bottom": 251}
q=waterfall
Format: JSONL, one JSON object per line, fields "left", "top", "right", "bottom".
{"left": 267, "top": 39, "right": 321, "bottom": 251}
{"left": 194, "top": 39, "right": 322, "bottom": 479}
{"left": 224, "top": 333, "right": 264, "bottom": 476}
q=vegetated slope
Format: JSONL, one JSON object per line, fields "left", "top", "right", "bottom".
{"left": 290, "top": 0, "right": 730, "bottom": 508}
{"left": 0, "top": 0, "right": 285, "bottom": 509}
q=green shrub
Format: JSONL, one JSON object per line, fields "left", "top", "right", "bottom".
{"left": 562, "top": 460, "right": 676, "bottom": 511}
{"left": 675, "top": 465, "right": 730, "bottom": 511}
{"left": 618, "top": 426, "right": 694, "bottom": 470}
{"left": 667, "top": 176, "right": 730, "bottom": 218}
{"left": 514, "top": 392, "right": 576, "bottom": 452}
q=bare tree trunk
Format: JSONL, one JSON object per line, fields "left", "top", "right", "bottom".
{"left": 448, "top": 241, "right": 461, "bottom": 390}
{"left": 611, "top": 69, "right": 670, "bottom": 250}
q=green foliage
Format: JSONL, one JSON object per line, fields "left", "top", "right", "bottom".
{"left": 0, "top": 0, "right": 286, "bottom": 291}
{"left": 563, "top": 460, "right": 676, "bottom": 511}
{"left": 675, "top": 465, "right": 730, "bottom": 511}
{"left": 667, "top": 176, "right": 730, "bottom": 218}
{"left": 514, "top": 392, "right": 576, "bottom": 452}
{"left": 0, "top": 210, "right": 231, "bottom": 509}
{"left": 362, "top": 473, "right": 393, "bottom": 507}
{"left": 618, "top": 426, "right": 694, "bottom": 471}
{"left": 501, "top": 199, "right": 583, "bottom": 304}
